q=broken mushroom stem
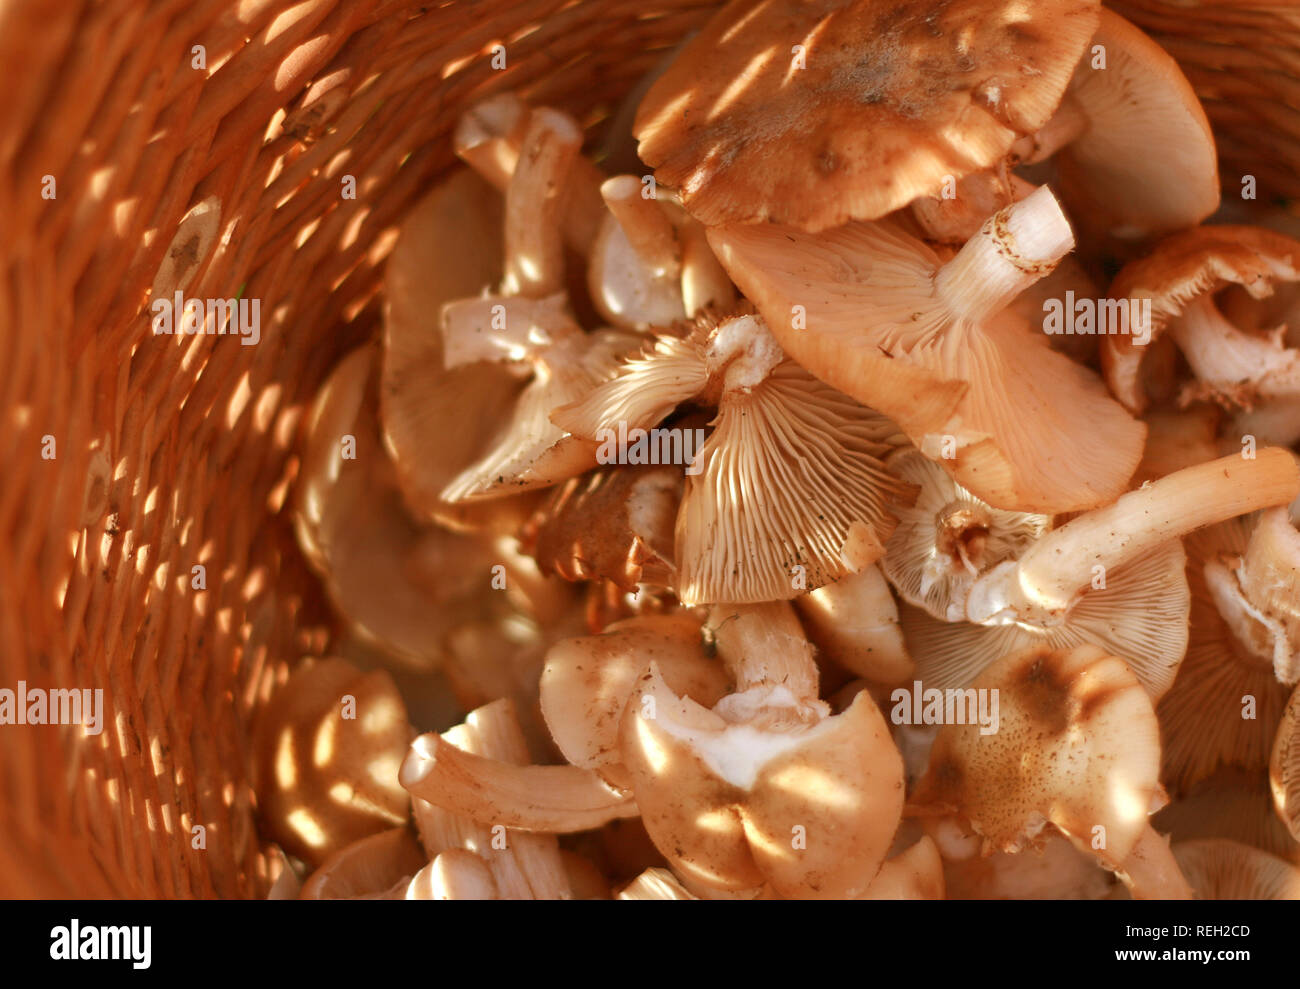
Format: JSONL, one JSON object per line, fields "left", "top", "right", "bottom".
{"left": 966, "top": 448, "right": 1300, "bottom": 625}
{"left": 707, "top": 602, "right": 824, "bottom": 725}
{"left": 933, "top": 185, "right": 1076, "bottom": 329}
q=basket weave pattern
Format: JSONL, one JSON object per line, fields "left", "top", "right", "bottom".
{"left": 0, "top": 0, "right": 1295, "bottom": 898}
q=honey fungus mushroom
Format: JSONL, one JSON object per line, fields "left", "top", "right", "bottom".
{"left": 618, "top": 603, "right": 906, "bottom": 898}
{"left": 709, "top": 186, "right": 1145, "bottom": 515}
{"left": 911, "top": 643, "right": 1193, "bottom": 899}
{"left": 634, "top": 0, "right": 1101, "bottom": 231}
{"left": 553, "top": 311, "right": 915, "bottom": 604}
{"left": 1100, "top": 225, "right": 1300, "bottom": 416}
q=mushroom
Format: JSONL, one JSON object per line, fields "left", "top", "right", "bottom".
{"left": 251, "top": 657, "right": 412, "bottom": 867}
{"left": 616, "top": 868, "right": 698, "bottom": 900}
{"left": 942, "top": 830, "right": 1116, "bottom": 900}
{"left": 295, "top": 347, "right": 515, "bottom": 668}
{"left": 1025, "top": 8, "right": 1220, "bottom": 239}
{"left": 1131, "top": 403, "right": 1220, "bottom": 486}
{"left": 588, "top": 176, "right": 735, "bottom": 328}
{"left": 1153, "top": 767, "right": 1299, "bottom": 863}
{"left": 634, "top": 0, "right": 1101, "bottom": 230}
{"left": 299, "top": 826, "right": 426, "bottom": 900}
{"left": 793, "top": 563, "right": 915, "bottom": 685}
{"left": 858, "top": 836, "right": 945, "bottom": 900}
{"left": 1272, "top": 685, "right": 1300, "bottom": 843}
{"left": 708, "top": 186, "right": 1146, "bottom": 514}
{"left": 1157, "top": 514, "right": 1294, "bottom": 795}
{"left": 882, "top": 447, "right": 1050, "bottom": 622}
{"left": 403, "top": 849, "right": 500, "bottom": 900}
{"left": 1172, "top": 839, "right": 1300, "bottom": 899}
{"left": 520, "top": 463, "right": 681, "bottom": 592}
{"left": 910, "top": 643, "right": 1194, "bottom": 899}
{"left": 1099, "top": 225, "right": 1300, "bottom": 416}
{"left": 553, "top": 311, "right": 916, "bottom": 603}
{"left": 404, "top": 699, "right": 576, "bottom": 899}
{"left": 618, "top": 602, "right": 906, "bottom": 898}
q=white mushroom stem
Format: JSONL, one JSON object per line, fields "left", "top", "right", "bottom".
{"left": 679, "top": 219, "right": 736, "bottom": 316}
{"left": 1012, "top": 96, "right": 1089, "bottom": 164}
{"left": 405, "top": 850, "right": 498, "bottom": 900}
{"left": 600, "top": 175, "right": 680, "bottom": 278}
{"left": 933, "top": 185, "right": 1076, "bottom": 326}
{"left": 966, "top": 449, "right": 1300, "bottom": 624}
{"left": 1170, "top": 295, "right": 1300, "bottom": 400}
{"left": 400, "top": 731, "right": 639, "bottom": 831}
{"left": 794, "top": 565, "right": 914, "bottom": 684}
{"left": 1114, "top": 825, "right": 1194, "bottom": 900}
{"left": 441, "top": 293, "right": 579, "bottom": 369}
{"left": 504, "top": 108, "right": 583, "bottom": 297}
{"left": 708, "top": 602, "right": 821, "bottom": 708}
{"left": 409, "top": 699, "right": 573, "bottom": 899}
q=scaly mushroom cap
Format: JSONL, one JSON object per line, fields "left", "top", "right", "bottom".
{"left": 709, "top": 187, "right": 1145, "bottom": 514}
{"left": 634, "top": 0, "right": 1100, "bottom": 231}
{"left": 252, "top": 658, "right": 412, "bottom": 867}
{"left": 1272, "top": 685, "right": 1300, "bottom": 843}
{"left": 912, "top": 644, "right": 1165, "bottom": 868}
{"left": 883, "top": 447, "right": 1051, "bottom": 621}
{"left": 1100, "top": 225, "right": 1300, "bottom": 414}
{"left": 1054, "top": 8, "right": 1220, "bottom": 238}
{"left": 1173, "top": 839, "right": 1300, "bottom": 899}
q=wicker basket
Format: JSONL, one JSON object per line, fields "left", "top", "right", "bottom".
{"left": 0, "top": 0, "right": 1295, "bottom": 899}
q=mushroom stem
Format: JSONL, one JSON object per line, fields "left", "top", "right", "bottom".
{"left": 679, "top": 219, "right": 736, "bottom": 316}
{"left": 933, "top": 185, "right": 1075, "bottom": 326}
{"left": 453, "top": 92, "right": 527, "bottom": 190}
{"left": 600, "top": 175, "right": 681, "bottom": 278}
{"left": 967, "top": 449, "right": 1300, "bottom": 623}
{"left": 441, "top": 294, "right": 579, "bottom": 369}
{"left": 1115, "top": 825, "right": 1194, "bottom": 899}
{"left": 400, "top": 731, "right": 639, "bottom": 832}
{"left": 504, "top": 108, "right": 583, "bottom": 297}
{"left": 708, "top": 602, "right": 820, "bottom": 704}
{"left": 1014, "top": 95, "right": 1089, "bottom": 164}
{"left": 1171, "top": 295, "right": 1300, "bottom": 401}
{"left": 406, "top": 850, "right": 499, "bottom": 900}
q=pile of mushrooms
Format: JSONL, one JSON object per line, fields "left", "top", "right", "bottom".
{"left": 262, "top": 0, "right": 1300, "bottom": 900}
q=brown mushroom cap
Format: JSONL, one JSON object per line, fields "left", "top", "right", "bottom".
{"left": 252, "top": 658, "right": 412, "bottom": 867}
{"left": 1100, "top": 225, "right": 1300, "bottom": 414}
{"left": 1173, "top": 839, "right": 1300, "bottom": 899}
{"left": 1053, "top": 8, "right": 1220, "bottom": 239}
{"left": 635, "top": 0, "right": 1100, "bottom": 231}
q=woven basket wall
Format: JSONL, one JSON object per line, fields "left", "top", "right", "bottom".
{"left": 0, "top": 0, "right": 1295, "bottom": 899}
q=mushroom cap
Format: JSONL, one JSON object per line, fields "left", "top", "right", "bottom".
{"left": 379, "top": 169, "right": 533, "bottom": 531}
{"left": 620, "top": 665, "right": 905, "bottom": 898}
{"left": 1101, "top": 225, "right": 1300, "bottom": 413}
{"left": 295, "top": 348, "right": 501, "bottom": 668}
{"left": 859, "top": 836, "right": 945, "bottom": 900}
{"left": 1272, "top": 685, "right": 1300, "bottom": 844}
{"left": 1173, "top": 839, "right": 1300, "bottom": 899}
{"left": 1055, "top": 8, "right": 1219, "bottom": 238}
{"left": 252, "top": 657, "right": 412, "bottom": 867}
{"left": 903, "top": 538, "right": 1190, "bottom": 700}
{"left": 1158, "top": 518, "right": 1291, "bottom": 794}
{"left": 299, "top": 826, "right": 426, "bottom": 900}
{"left": 883, "top": 447, "right": 1050, "bottom": 621}
{"left": 634, "top": 0, "right": 1100, "bottom": 230}
{"left": 913, "top": 642, "right": 1165, "bottom": 867}
{"left": 522, "top": 464, "right": 682, "bottom": 591}
{"left": 539, "top": 613, "right": 730, "bottom": 787}
{"left": 942, "top": 828, "right": 1115, "bottom": 899}
{"left": 707, "top": 203, "right": 1145, "bottom": 514}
